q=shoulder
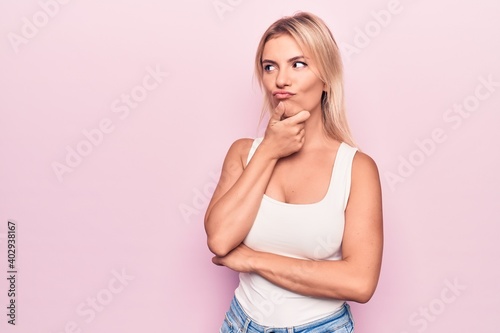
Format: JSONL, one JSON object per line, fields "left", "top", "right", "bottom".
{"left": 352, "top": 150, "right": 378, "bottom": 172}
{"left": 229, "top": 138, "right": 254, "bottom": 151}
{"left": 351, "top": 150, "right": 381, "bottom": 187}
{"left": 336, "top": 142, "right": 378, "bottom": 176}
{"left": 346, "top": 149, "right": 382, "bottom": 212}
{"left": 227, "top": 138, "right": 254, "bottom": 157}
{"left": 225, "top": 138, "right": 255, "bottom": 166}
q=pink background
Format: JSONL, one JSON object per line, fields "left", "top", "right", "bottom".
{"left": 1, "top": 0, "right": 499, "bottom": 332}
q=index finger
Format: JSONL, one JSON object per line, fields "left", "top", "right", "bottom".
{"left": 282, "top": 110, "right": 310, "bottom": 124}
{"left": 270, "top": 102, "right": 286, "bottom": 121}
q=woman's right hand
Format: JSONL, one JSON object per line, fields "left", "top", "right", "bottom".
{"left": 261, "top": 101, "right": 310, "bottom": 159}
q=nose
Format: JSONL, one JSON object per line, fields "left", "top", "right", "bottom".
{"left": 275, "top": 68, "right": 291, "bottom": 88}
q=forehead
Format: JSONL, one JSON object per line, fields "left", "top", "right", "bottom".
{"left": 262, "top": 34, "right": 309, "bottom": 60}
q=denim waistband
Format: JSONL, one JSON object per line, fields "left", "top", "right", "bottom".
{"left": 226, "top": 296, "right": 352, "bottom": 333}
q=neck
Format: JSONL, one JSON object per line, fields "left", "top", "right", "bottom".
{"left": 299, "top": 107, "right": 337, "bottom": 152}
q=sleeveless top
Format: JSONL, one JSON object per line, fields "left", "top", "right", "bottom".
{"left": 233, "top": 138, "right": 359, "bottom": 327}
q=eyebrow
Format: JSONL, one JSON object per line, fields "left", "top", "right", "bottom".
{"left": 261, "top": 55, "right": 306, "bottom": 65}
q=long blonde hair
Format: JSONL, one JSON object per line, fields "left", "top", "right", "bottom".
{"left": 254, "top": 12, "right": 356, "bottom": 147}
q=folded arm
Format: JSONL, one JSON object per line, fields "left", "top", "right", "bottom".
{"left": 212, "top": 152, "right": 383, "bottom": 303}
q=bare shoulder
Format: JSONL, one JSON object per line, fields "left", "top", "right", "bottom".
{"left": 349, "top": 151, "right": 382, "bottom": 201}
{"left": 226, "top": 138, "right": 254, "bottom": 166}
{"left": 352, "top": 150, "right": 380, "bottom": 181}
{"left": 346, "top": 150, "right": 383, "bottom": 226}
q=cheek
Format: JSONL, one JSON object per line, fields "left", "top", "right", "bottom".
{"left": 301, "top": 75, "right": 324, "bottom": 94}
{"left": 262, "top": 75, "right": 274, "bottom": 91}
{"left": 297, "top": 78, "right": 325, "bottom": 106}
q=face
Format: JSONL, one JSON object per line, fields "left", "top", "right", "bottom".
{"left": 261, "top": 34, "right": 325, "bottom": 119}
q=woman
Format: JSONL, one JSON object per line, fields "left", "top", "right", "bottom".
{"left": 205, "top": 12, "right": 383, "bottom": 333}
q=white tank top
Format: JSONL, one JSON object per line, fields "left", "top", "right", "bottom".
{"left": 234, "top": 138, "right": 358, "bottom": 326}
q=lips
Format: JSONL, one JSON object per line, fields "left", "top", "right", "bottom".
{"left": 272, "top": 90, "right": 295, "bottom": 100}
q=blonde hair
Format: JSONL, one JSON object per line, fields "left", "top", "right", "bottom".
{"left": 254, "top": 12, "right": 356, "bottom": 147}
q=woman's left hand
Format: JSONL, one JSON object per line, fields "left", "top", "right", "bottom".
{"left": 212, "top": 243, "right": 257, "bottom": 273}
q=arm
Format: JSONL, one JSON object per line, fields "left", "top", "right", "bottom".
{"left": 204, "top": 103, "right": 310, "bottom": 257}
{"left": 204, "top": 138, "right": 278, "bottom": 257}
{"left": 213, "top": 152, "right": 383, "bottom": 303}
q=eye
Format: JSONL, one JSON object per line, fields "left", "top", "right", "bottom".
{"left": 263, "top": 64, "right": 276, "bottom": 72}
{"left": 293, "top": 61, "right": 307, "bottom": 69}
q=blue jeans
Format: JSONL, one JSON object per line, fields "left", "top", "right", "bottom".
{"left": 220, "top": 296, "right": 354, "bottom": 333}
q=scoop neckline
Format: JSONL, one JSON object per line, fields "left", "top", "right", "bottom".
{"left": 262, "top": 142, "right": 345, "bottom": 207}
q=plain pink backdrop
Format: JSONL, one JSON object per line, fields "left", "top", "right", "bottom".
{"left": 1, "top": 0, "right": 499, "bottom": 332}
